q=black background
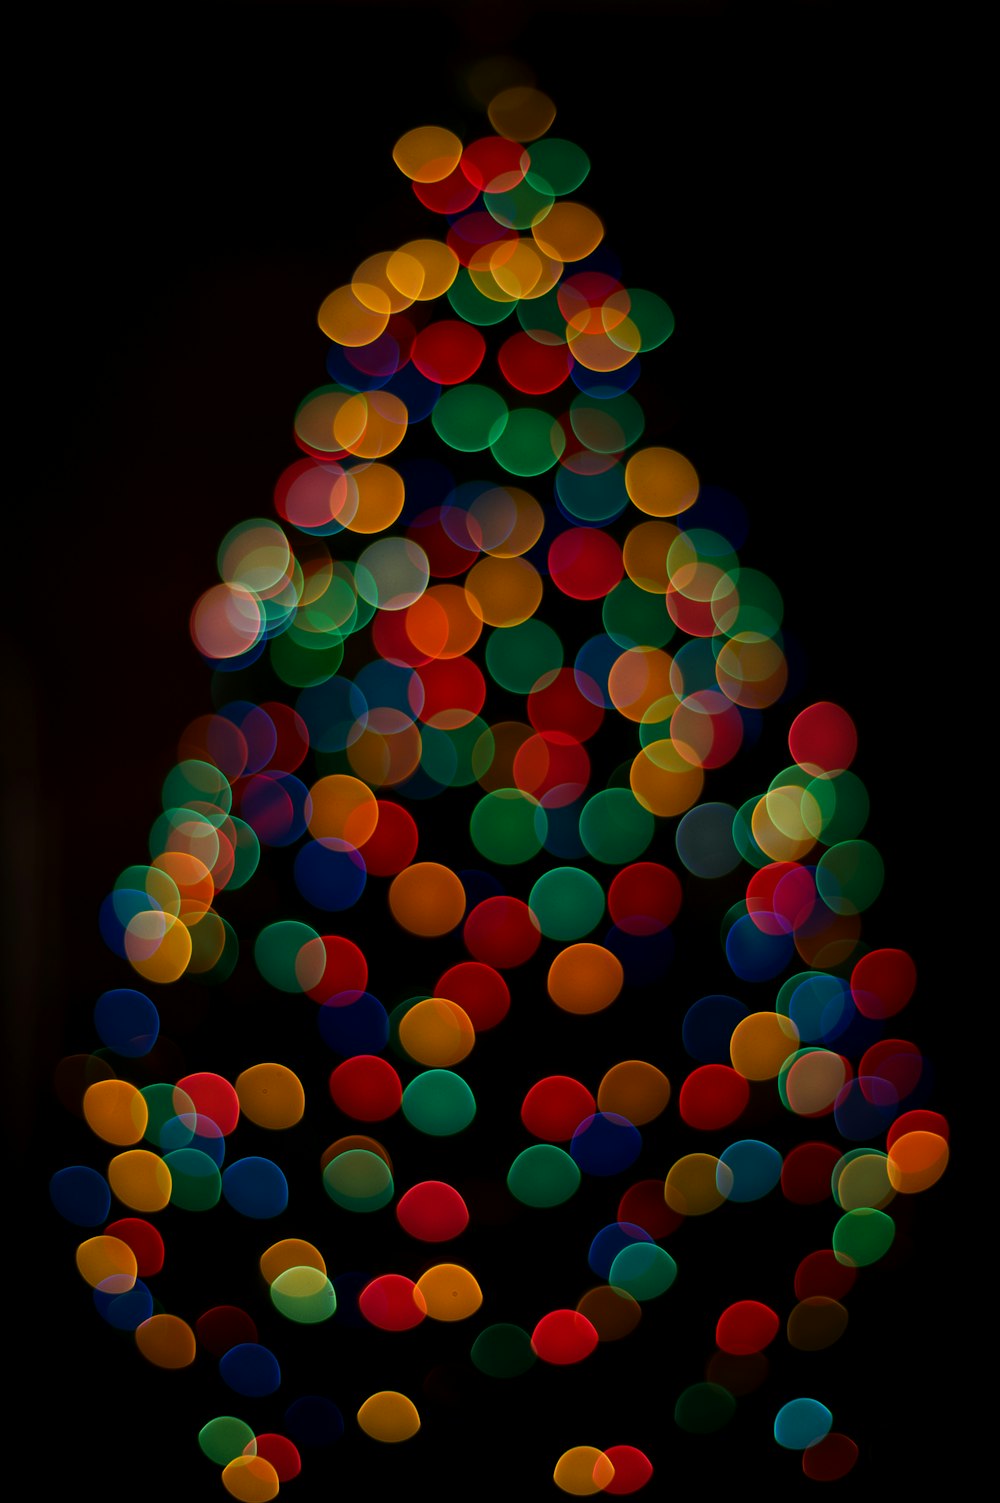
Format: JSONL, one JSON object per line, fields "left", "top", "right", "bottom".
{"left": 11, "top": 3, "right": 962, "bottom": 1500}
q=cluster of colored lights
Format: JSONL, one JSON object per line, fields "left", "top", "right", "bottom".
{"left": 50, "top": 82, "right": 949, "bottom": 1500}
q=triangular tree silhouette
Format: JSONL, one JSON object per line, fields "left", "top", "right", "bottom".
{"left": 50, "top": 80, "right": 946, "bottom": 1499}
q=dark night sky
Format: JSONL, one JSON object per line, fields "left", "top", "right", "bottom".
{"left": 10, "top": 4, "right": 965, "bottom": 1500}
